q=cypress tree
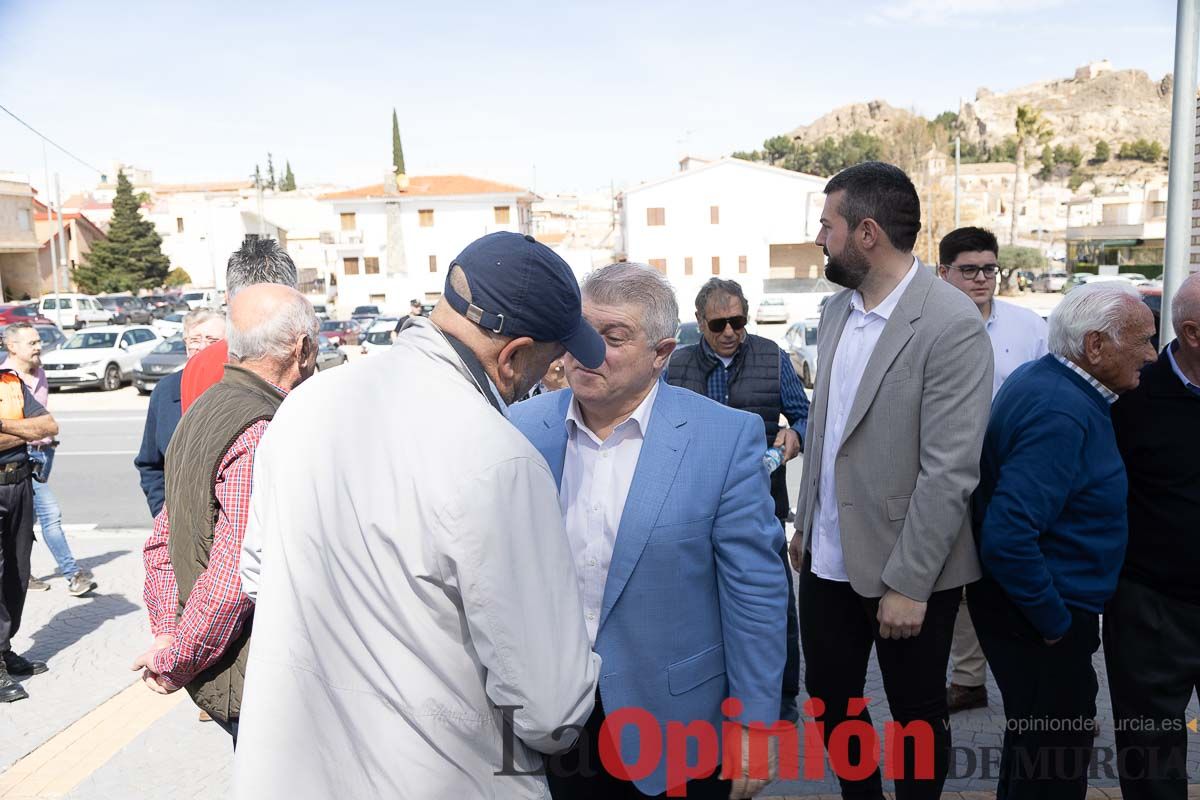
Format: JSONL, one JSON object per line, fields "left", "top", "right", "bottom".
{"left": 267, "top": 153, "right": 277, "bottom": 190}
{"left": 392, "top": 109, "right": 406, "bottom": 175}
{"left": 75, "top": 171, "right": 169, "bottom": 292}
{"left": 282, "top": 161, "right": 296, "bottom": 191}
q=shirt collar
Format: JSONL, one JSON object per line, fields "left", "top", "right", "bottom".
{"left": 1167, "top": 340, "right": 1200, "bottom": 393}
{"left": 1053, "top": 355, "right": 1120, "bottom": 404}
{"left": 850, "top": 256, "right": 919, "bottom": 319}
{"left": 700, "top": 335, "right": 742, "bottom": 367}
{"left": 566, "top": 379, "right": 659, "bottom": 444}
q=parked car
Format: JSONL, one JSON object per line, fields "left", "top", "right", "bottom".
{"left": 1139, "top": 285, "right": 1163, "bottom": 351}
{"left": 1033, "top": 271, "right": 1070, "bottom": 293}
{"left": 181, "top": 289, "right": 221, "bottom": 310}
{"left": 754, "top": 297, "right": 790, "bottom": 325}
{"left": 360, "top": 317, "right": 401, "bottom": 355}
{"left": 143, "top": 294, "right": 188, "bottom": 318}
{"left": 316, "top": 337, "right": 348, "bottom": 371}
{"left": 133, "top": 335, "right": 187, "bottom": 394}
{"left": 311, "top": 302, "right": 331, "bottom": 321}
{"left": 36, "top": 294, "right": 112, "bottom": 329}
{"left": 675, "top": 321, "right": 702, "bottom": 348}
{"left": 97, "top": 294, "right": 154, "bottom": 325}
{"left": 783, "top": 319, "right": 820, "bottom": 389}
{"left": 152, "top": 312, "right": 187, "bottom": 338}
{"left": 0, "top": 324, "right": 68, "bottom": 357}
{"left": 0, "top": 304, "right": 55, "bottom": 326}
{"left": 318, "top": 319, "right": 361, "bottom": 347}
{"left": 1016, "top": 270, "right": 1036, "bottom": 292}
{"left": 351, "top": 305, "right": 382, "bottom": 326}
{"left": 42, "top": 325, "right": 162, "bottom": 391}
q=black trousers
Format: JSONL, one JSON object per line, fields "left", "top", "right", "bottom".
{"left": 546, "top": 693, "right": 730, "bottom": 799}
{"left": 1104, "top": 577, "right": 1200, "bottom": 800}
{"left": 779, "top": 536, "right": 800, "bottom": 722}
{"left": 968, "top": 577, "right": 1099, "bottom": 800}
{"left": 798, "top": 554, "right": 959, "bottom": 800}
{"left": 0, "top": 478, "right": 34, "bottom": 654}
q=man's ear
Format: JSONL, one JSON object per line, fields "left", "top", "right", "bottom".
{"left": 653, "top": 338, "right": 678, "bottom": 370}
{"left": 1082, "top": 330, "right": 1106, "bottom": 366}
{"left": 496, "top": 336, "right": 536, "bottom": 383}
{"left": 1183, "top": 320, "right": 1200, "bottom": 348}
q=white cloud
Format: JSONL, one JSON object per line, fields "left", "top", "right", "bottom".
{"left": 868, "top": 0, "right": 1073, "bottom": 26}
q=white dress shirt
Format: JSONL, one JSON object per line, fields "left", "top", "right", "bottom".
{"left": 562, "top": 381, "right": 659, "bottom": 645}
{"left": 986, "top": 299, "right": 1049, "bottom": 397}
{"left": 811, "top": 258, "right": 919, "bottom": 582}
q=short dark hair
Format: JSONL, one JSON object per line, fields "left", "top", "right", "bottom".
{"left": 226, "top": 238, "right": 298, "bottom": 297}
{"left": 694, "top": 278, "right": 748, "bottom": 318}
{"left": 823, "top": 162, "right": 921, "bottom": 253}
{"left": 939, "top": 226, "right": 999, "bottom": 266}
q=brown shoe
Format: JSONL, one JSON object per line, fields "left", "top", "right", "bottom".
{"left": 947, "top": 683, "right": 988, "bottom": 713}
{"left": 198, "top": 710, "right": 212, "bottom": 722}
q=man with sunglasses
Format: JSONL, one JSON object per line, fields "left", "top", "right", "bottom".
{"left": 937, "top": 226, "right": 1048, "bottom": 715}
{"left": 667, "top": 277, "right": 808, "bottom": 724}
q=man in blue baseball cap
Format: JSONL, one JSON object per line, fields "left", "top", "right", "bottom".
{"left": 232, "top": 232, "right": 604, "bottom": 798}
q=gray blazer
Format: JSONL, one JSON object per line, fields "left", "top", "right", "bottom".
{"left": 795, "top": 262, "right": 993, "bottom": 600}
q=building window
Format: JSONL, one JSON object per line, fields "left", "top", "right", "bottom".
{"left": 1193, "top": 253, "right": 1200, "bottom": 264}
{"left": 738, "top": 255, "right": 747, "bottom": 274}
{"left": 648, "top": 259, "right": 667, "bottom": 274}
{"left": 429, "top": 255, "right": 437, "bottom": 272}
{"left": 176, "top": 217, "right": 184, "bottom": 233}
{"left": 711, "top": 256, "right": 720, "bottom": 275}
{"left": 244, "top": 233, "right": 261, "bottom": 242}
{"left": 340, "top": 212, "right": 357, "bottom": 231}
{"left": 343, "top": 257, "right": 359, "bottom": 275}
{"left": 364, "top": 257, "right": 380, "bottom": 274}
{"left": 419, "top": 209, "right": 435, "bottom": 227}
{"left": 494, "top": 206, "right": 511, "bottom": 224}
{"left": 646, "top": 208, "right": 665, "bottom": 226}
{"left": 684, "top": 257, "right": 693, "bottom": 276}
{"left": 16, "top": 209, "right": 30, "bottom": 231}
{"left": 710, "top": 206, "right": 720, "bottom": 224}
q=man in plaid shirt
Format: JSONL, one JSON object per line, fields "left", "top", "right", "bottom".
{"left": 133, "top": 284, "right": 319, "bottom": 744}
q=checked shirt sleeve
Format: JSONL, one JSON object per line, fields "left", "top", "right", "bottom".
{"left": 143, "top": 505, "right": 179, "bottom": 637}
{"left": 152, "top": 420, "right": 268, "bottom": 689}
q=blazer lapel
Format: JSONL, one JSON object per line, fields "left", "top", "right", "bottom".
{"left": 598, "top": 386, "right": 689, "bottom": 632}
{"left": 537, "top": 391, "right": 572, "bottom": 488}
{"left": 840, "top": 263, "right": 931, "bottom": 443}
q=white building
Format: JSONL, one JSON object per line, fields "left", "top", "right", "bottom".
{"left": 1065, "top": 178, "right": 1168, "bottom": 273}
{"left": 619, "top": 157, "right": 828, "bottom": 318}
{"left": 531, "top": 189, "right": 619, "bottom": 281}
{"left": 317, "top": 174, "right": 535, "bottom": 314}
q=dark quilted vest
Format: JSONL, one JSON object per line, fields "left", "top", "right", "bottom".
{"left": 165, "top": 364, "right": 282, "bottom": 722}
{"left": 667, "top": 334, "right": 790, "bottom": 521}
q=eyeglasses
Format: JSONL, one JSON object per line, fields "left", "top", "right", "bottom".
{"left": 184, "top": 335, "right": 222, "bottom": 349}
{"left": 945, "top": 264, "right": 999, "bottom": 280}
{"left": 706, "top": 315, "right": 747, "bottom": 334}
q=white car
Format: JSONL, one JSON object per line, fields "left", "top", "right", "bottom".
{"left": 181, "top": 289, "right": 222, "bottom": 310}
{"left": 360, "top": 317, "right": 401, "bottom": 355}
{"left": 42, "top": 325, "right": 162, "bottom": 391}
{"left": 152, "top": 312, "right": 186, "bottom": 338}
{"left": 36, "top": 294, "right": 113, "bottom": 330}
{"left": 755, "top": 297, "right": 790, "bottom": 325}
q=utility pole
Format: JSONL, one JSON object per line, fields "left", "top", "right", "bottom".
{"left": 53, "top": 175, "right": 68, "bottom": 299}
{"left": 1162, "top": 0, "right": 1200, "bottom": 345}
{"left": 41, "top": 144, "right": 62, "bottom": 326}
{"left": 954, "top": 97, "right": 962, "bottom": 229}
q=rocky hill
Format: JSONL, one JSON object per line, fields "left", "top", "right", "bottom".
{"left": 788, "top": 100, "right": 923, "bottom": 145}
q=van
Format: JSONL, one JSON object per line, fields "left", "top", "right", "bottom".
{"left": 181, "top": 289, "right": 221, "bottom": 310}
{"left": 36, "top": 294, "right": 113, "bottom": 330}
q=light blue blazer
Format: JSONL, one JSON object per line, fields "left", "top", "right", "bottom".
{"left": 510, "top": 382, "right": 787, "bottom": 795}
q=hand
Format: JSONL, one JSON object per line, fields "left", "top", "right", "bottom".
{"left": 773, "top": 428, "right": 801, "bottom": 462}
{"left": 729, "top": 725, "right": 776, "bottom": 799}
{"left": 131, "top": 642, "right": 178, "bottom": 695}
{"left": 876, "top": 589, "right": 927, "bottom": 640}
{"left": 787, "top": 527, "right": 803, "bottom": 572}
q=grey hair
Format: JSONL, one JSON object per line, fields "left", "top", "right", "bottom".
{"left": 1172, "top": 271, "right": 1200, "bottom": 337}
{"left": 225, "top": 239, "right": 298, "bottom": 298}
{"left": 181, "top": 308, "right": 225, "bottom": 336}
{"left": 694, "top": 278, "right": 749, "bottom": 318}
{"left": 2, "top": 322, "right": 35, "bottom": 346}
{"left": 582, "top": 262, "right": 679, "bottom": 344}
{"left": 1048, "top": 280, "right": 1142, "bottom": 361}
{"left": 227, "top": 293, "right": 318, "bottom": 363}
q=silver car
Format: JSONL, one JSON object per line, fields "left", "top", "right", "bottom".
{"left": 1033, "top": 271, "right": 1069, "bottom": 293}
{"left": 784, "top": 319, "right": 820, "bottom": 389}
{"left": 755, "top": 297, "right": 790, "bottom": 325}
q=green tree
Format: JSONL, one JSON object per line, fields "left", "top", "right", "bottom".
{"left": 75, "top": 171, "right": 170, "bottom": 292}
{"left": 999, "top": 244, "right": 1048, "bottom": 273}
{"left": 1068, "top": 172, "right": 1088, "bottom": 191}
{"left": 281, "top": 160, "right": 297, "bottom": 191}
{"left": 1039, "top": 144, "right": 1055, "bottom": 180}
{"left": 1009, "top": 105, "right": 1053, "bottom": 257}
{"left": 1118, "top": 139, "right": 1163, "bottom": 162}
{"left": 164, "top": 267, "right": 191, "bottom": 287}
{"left": 392, "top": 108, "right": 406, "bottom": 174}
{"left": 1093, "top": 140, "right": 1111, "bottom": 163}
{"left": 762, "top": 135, "right": 795, "bottom": 166}
{"left": 931, "top": 110, "right": 958, "bottom": 131}
{"left": 731, "top": 150, "right": 762, "bottom": 162}
{"left": 267, "top": 153, "right": 277, "bottom": 190}
{"left": 254, "top": 163, "right": 263, "bottom": 189}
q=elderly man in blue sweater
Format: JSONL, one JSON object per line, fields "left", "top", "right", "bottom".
{"left": 969, "top": 281, "right": 1156, "bottom": 800}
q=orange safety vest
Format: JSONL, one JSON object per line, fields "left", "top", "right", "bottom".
{"left": 0, "top": 371, "right": 26, "bottom": 421}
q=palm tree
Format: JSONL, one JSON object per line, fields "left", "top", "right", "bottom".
{"left": 1005, "top": 105, "right": 1053, "bottom": 293}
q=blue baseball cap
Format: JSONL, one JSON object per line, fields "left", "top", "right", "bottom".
{"left": 444, "top": 232, "right": 605, "bottom": 369}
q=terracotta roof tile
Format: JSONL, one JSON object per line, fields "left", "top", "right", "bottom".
{"left": 319, "top": 174, "right": 529, "bottom": 200}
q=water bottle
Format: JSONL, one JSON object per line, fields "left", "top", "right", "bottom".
{"left": 762, "top": 446, "right": 785, "bottom": 473}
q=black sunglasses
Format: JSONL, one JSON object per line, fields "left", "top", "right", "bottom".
{"left": 706, "top": 315, "right": 747, "bottom": 334}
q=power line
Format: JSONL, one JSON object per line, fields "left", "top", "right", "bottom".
{"left": 0, "top": 101, "right": 103, "bottom": 175}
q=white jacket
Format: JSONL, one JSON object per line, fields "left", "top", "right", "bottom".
{"left": 232, "top": 318, "right": 600, "bottom": 799}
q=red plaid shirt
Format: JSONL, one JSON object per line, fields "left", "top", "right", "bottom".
{"left": 142, "top": 418, "right": 271, "bottom": 689}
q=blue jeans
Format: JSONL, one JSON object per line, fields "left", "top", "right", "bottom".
{"left": 28, "top": 448, "right": 78, "bottom": 579}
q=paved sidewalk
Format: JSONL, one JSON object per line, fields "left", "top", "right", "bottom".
{"left": 3, "top": 530, "right": 1199, "bottom": 797}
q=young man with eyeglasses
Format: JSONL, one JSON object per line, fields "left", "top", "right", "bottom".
{"left": 937, "top": 226, "right": 1048, "bottom": 714}
{"left": 667, "top": 276, "right": 809, "bottom": 724}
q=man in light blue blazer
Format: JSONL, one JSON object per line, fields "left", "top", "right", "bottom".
{"left": 511, "top": 262, "right": 788, "bottom": 800}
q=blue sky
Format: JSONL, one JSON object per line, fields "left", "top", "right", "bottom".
{"left": 0, "top": 0, "right": 1183, "bottom": 198}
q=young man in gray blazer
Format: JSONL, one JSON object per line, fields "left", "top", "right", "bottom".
{"left": 788, "top": 162, "right": 993, "bottom": 800}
